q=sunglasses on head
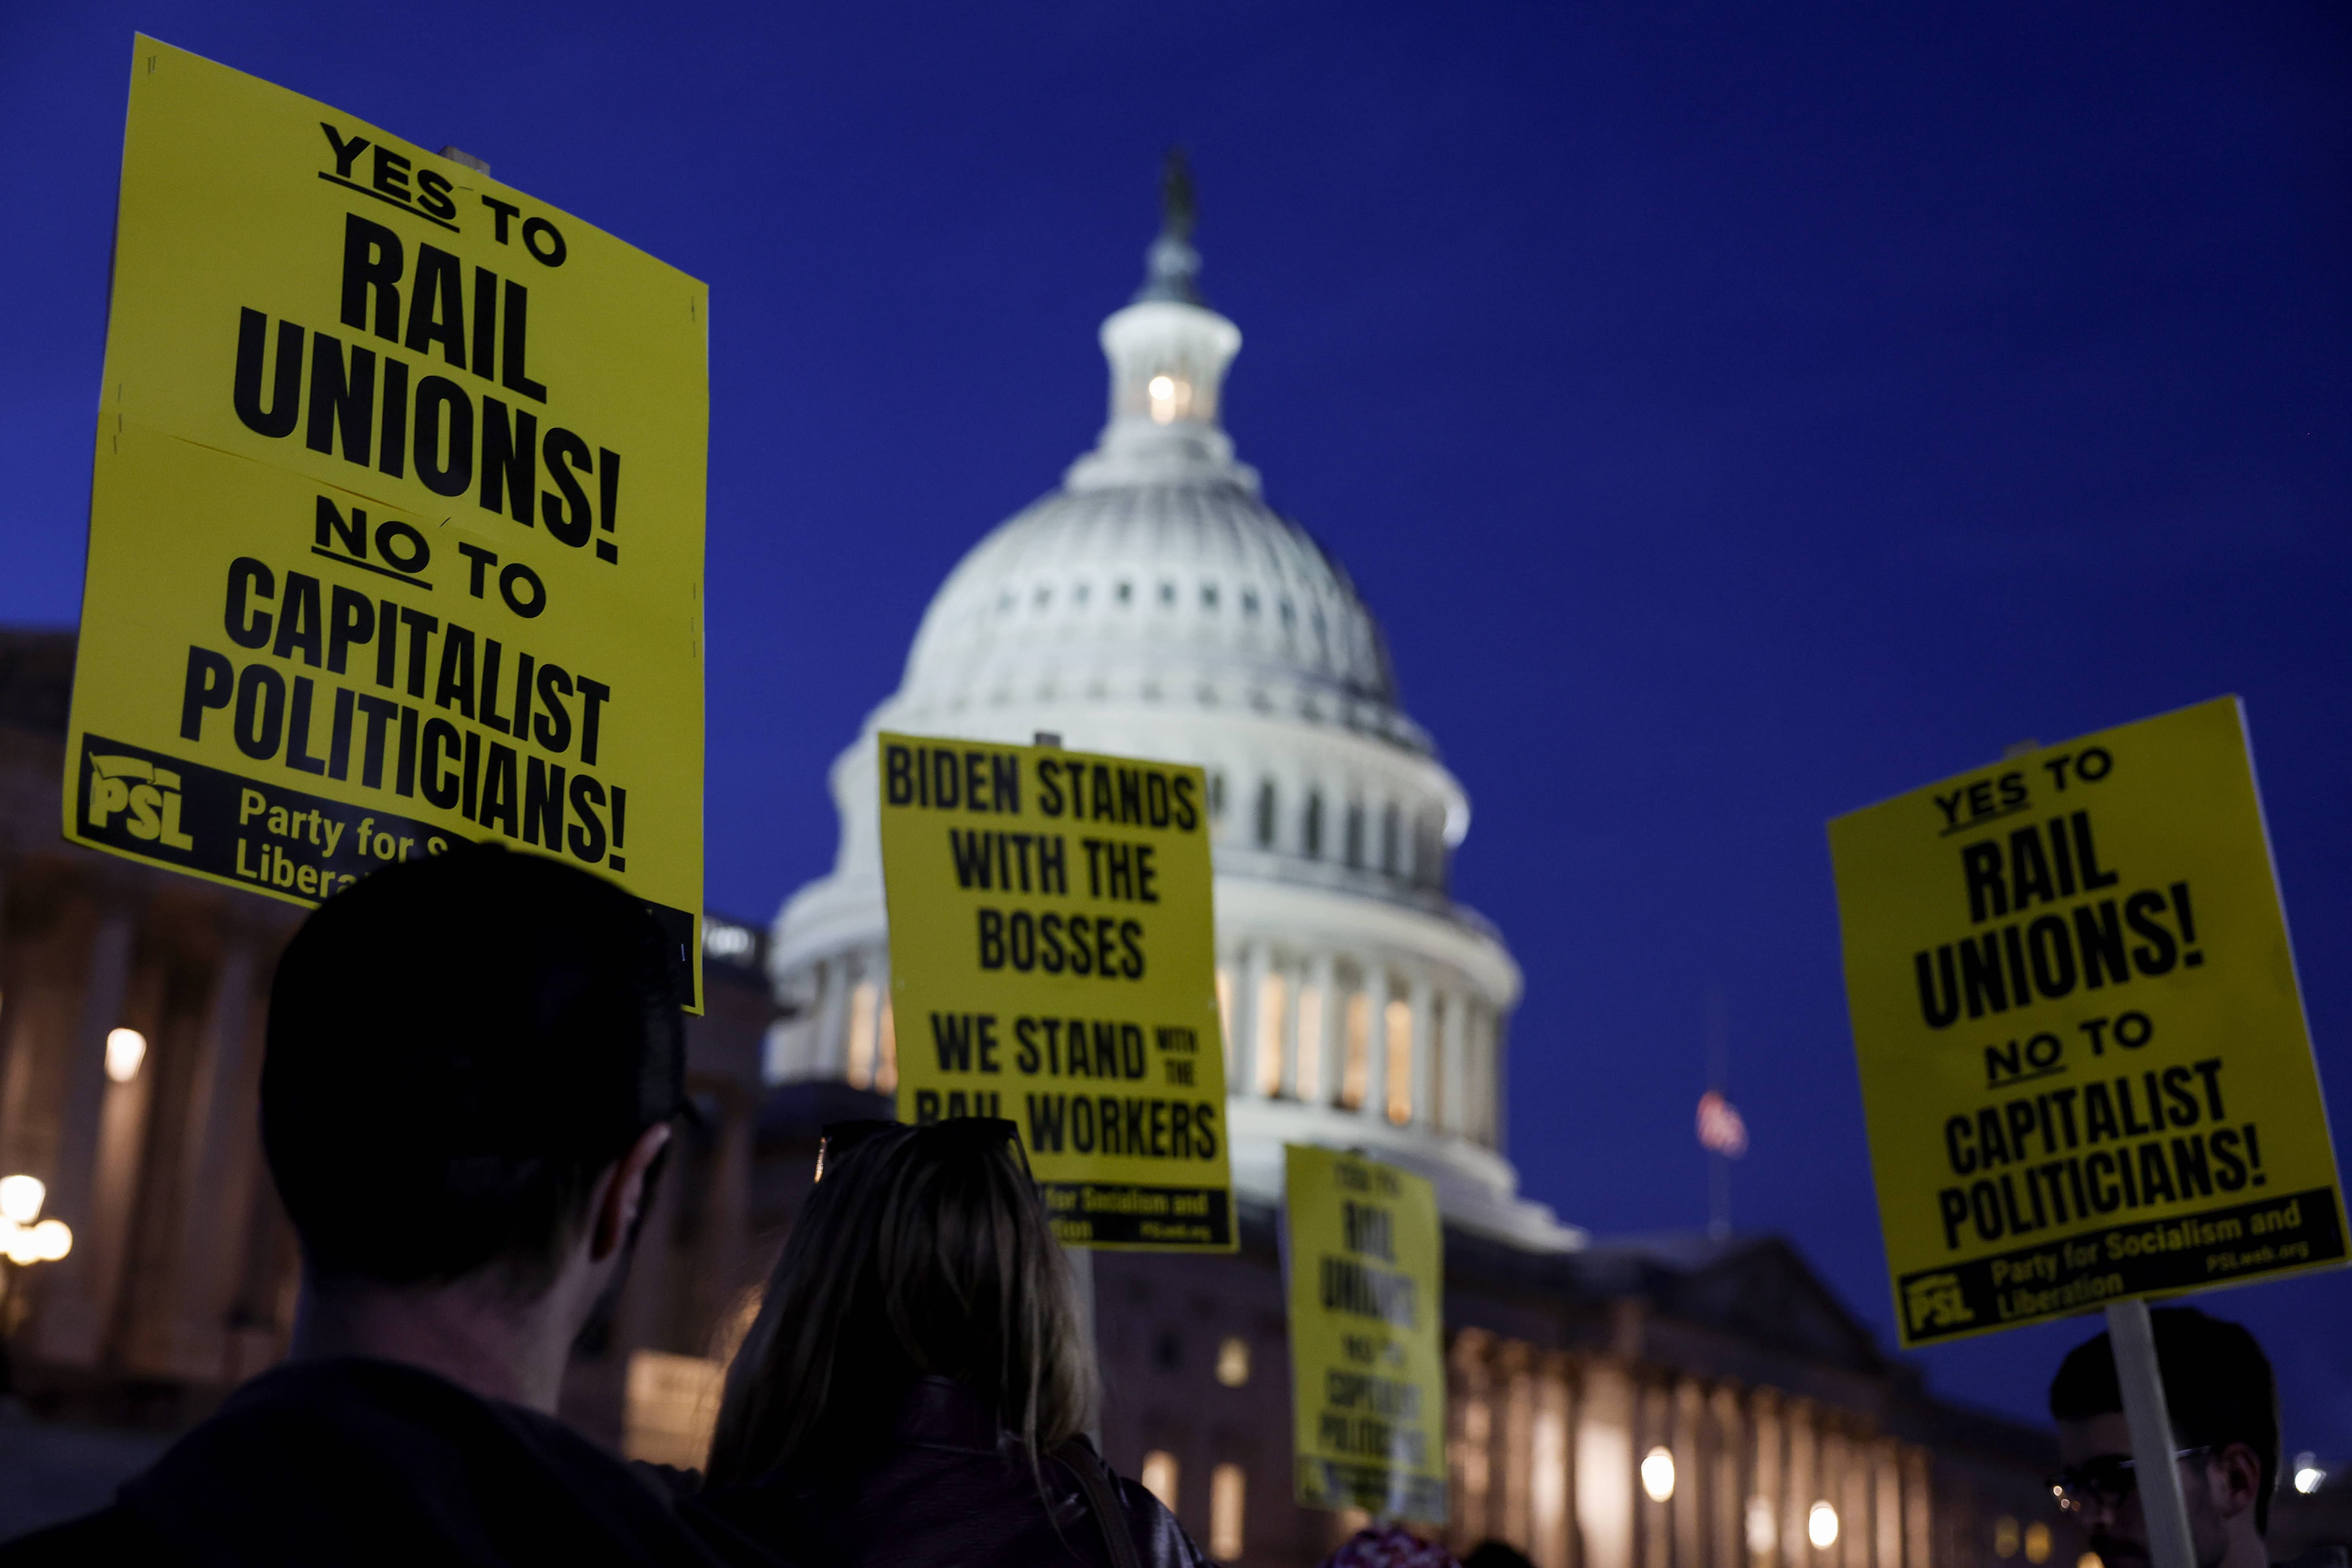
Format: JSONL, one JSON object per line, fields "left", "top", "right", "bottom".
{"left": 814, "top": 1116, "right": 1028, "bottom": 1181}
{"left": 2050, "top": 1446, "right": 2214, "bottom": 1514}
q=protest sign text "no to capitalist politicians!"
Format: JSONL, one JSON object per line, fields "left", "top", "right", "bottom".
{"left": 1830, "top": 698, "right": 2345, "bottom": 1346}
{"left": 67, "top": 39, "right": 709, "bottom": 1005}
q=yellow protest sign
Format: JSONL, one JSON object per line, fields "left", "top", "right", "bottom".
{"left": 67, "top": 38, "right": 707, "bottom": 1004}
{"left": 1830, "top": 697, "right": 2346, "bottom": 1347}
{"left": 876, "top": 732, "right": 1233, "bottom": 1249}
{"left": 1285, "top": 1145, "right": 1447, "bottom": 1522}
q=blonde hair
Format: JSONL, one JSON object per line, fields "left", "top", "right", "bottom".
{"left": 705, "top": 1122, "right": 1095, "bottom": 1488}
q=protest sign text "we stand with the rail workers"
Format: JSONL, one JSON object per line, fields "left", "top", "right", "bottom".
{"left": 877, "top": 732, "right": 1234, "bottom": 1250}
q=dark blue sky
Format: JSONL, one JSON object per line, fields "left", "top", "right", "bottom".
{"left": 6, "top": 4, "right": 2348, "bottom": 1448}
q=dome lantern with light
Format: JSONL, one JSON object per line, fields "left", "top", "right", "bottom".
{"left": 768, "top": 158, "right": 1576, "bottom": 1249}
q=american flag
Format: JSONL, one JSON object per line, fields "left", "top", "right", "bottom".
{"left": 1696, "top": 1090, "right": 1748, "bottom": 1158}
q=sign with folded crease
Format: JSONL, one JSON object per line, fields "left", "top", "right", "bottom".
{"left": 1830, "top": 698, "right": 2345, "bottom": 1346}
{"left": 69, "top": 37, "right": 709, "bottom": 1005}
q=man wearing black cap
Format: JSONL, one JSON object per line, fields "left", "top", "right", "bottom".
{"left": 3, "top": 846, "right": 779, "bottom": 1566}
{"left": 2049, "top": 1307, "right": 2290, "bottom": 1568}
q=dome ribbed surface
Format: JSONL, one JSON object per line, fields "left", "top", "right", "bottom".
{"left": 894, "top": 476, "right": 1427, "bottom": 750}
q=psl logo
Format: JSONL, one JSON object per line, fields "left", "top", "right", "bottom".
{"left": 86, "top": 754, "right": 196, "bottom": 851}
{"left": 1902, "top": 1271, "right": 1974, "bottom": 1334}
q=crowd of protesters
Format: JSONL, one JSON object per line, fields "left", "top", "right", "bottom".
{"left": 0, "top": 849, "right": 2320, "bottom": 1568}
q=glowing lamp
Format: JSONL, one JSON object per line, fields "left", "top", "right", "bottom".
{"left": 1641, "top": 1446, "right": 1676, "bottom": 1502}
{"left": 105, "top": 1027, "right": 147, "bottom": 1084}
{"left": 0, "top": 1174, "right": 43, "bottom": 1225}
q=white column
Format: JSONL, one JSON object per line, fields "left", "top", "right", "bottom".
{"left": 1873, "top": 1441, "right": 1902, "bottom": 1568}
{"left": 1276, "top": 955, "right": 1304, "bottom": 1101}
{"left": 1302, "top": 952, "right": 1336, "bottom": 1105}
{"left": 1578, "top": 1358, "right": 1637, "bottom": 1568}
{"left": 811, "top": 955, "right": 851, "bottom": 1080}
{"left": 1487, "top": 1010, "right": 1510, "bottom": 1150}
{"left": 152, "top": 940, "right": 261, "bottom": 1379}
{"left": 1466, "top": 1003, "right": 1494, "bottom": 1143}
{"left": 1900, "top": 1448, "right": 1931, "bottom": 1568}
{"left": 1234, "top": 942, "right": 1267, "bottom": 1102}
{"left": 1712, "top": 1384, "right": 1747, "bottom": 1568}
{"left": 1361, "top": 960, "right": 1391, "bottom": 1125}
{"left": 1535, "top": 1357, "right": 1574, "bottom": 1568}
{"left": 35, "top": 904, "right": 138, "bottom": 1365}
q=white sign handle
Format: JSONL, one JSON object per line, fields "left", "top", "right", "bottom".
{"left": 2106, "top": 1299, "right": 2196, "bottom": 1568}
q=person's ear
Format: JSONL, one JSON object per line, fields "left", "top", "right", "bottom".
{"left": 2208, "top": 1443, "right": 2263, "bottom": 1522}
{"left": 590, "top": 1121, "right": 674, "bottom": 1264}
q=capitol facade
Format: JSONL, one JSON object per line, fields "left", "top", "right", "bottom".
{"left": 0, "top": 170, "right": 2079, "bottom": 1568}
{"left": 764, "top": 181, "right": 1574, "bottom": 1251}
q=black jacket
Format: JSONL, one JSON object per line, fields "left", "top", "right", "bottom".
{"left": 701, "top": 1376, "right": 1210, "bottom": 1568}
{"left": 0, "top": 1357, "right": 780, "bottom": 1568}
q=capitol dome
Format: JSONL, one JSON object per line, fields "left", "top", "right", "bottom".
{"left": 768, "top": 168, "right": 1578, "bottom": 1250}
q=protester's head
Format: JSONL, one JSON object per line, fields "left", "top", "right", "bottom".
{"left": 706, "top": 1118, "right": 1092, "bottom": 1488}
{"left": 1325, "top": 1525, "right": 1462, "bottom": 1568}
{"left": 1463, "top": 1542, "right": 1538, "bottom": 1568}
{"left": 262, "top": 844, "right": 685, "bottom": 1303}
{"left": 2049, "top": 1307, "right": 2277, "bottom": 1568}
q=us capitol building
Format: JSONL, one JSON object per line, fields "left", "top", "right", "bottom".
{"left": 0, "top": 168, "right": 2138, "bottom": 1565}
{"left": 751, "top": 172, "right": 2073, "bottom": 1568}
{"left": 765, "top": 170, "right": 1553, "bottom": 1254}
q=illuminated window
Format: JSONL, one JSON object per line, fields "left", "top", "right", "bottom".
{"left": 1216, "top": 1335, "right": 1250, "bottom": 1387}
{"left": 1147, "top": 373, "right": 1193, "bottom": 424}
{"left": 2078, "top": 1555, "right": 2104, "bottom": 1568}
{"left": 1809, "top": 1502, "right": 1839, "bottom": 1550}
{"left": 1294, "top": 984, "right": 1325, "bottom": 1103}
{"left": 105, "top": 1027, "right": 146, "bottom": 1085}
{"left": 1210, "top": 1462, "right": 1246, "bottom": 1559}
{"left": 702, "top": 922, "right": 755, "bottom": 960}
{"left": 846, "top": 981, "right": 879, "bottom": 1088}
{"left": 1256, "top": 974, "right": 1287, "bottom": 1097}
{"left": 1142, "top": 1450, "right": 1180, "bottom": 1510}
{"left": 876, "top": 996, "right": 898, "bottom": 1093}
{"left": 1995, "top": 1518, "right": 2020, "bottom": 1559}
{"left": 1384, "top": 998, "right": 1414, "bottom": 1125}
{"left": 2025, "top": 1524, "right": 2052, "bottom": 1564}
{"left": 1340, "top": 991, "right": 1370, "bottom": 1110}
{"left": 623, "top": 1349, "right": 723, "bottom": 1470}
